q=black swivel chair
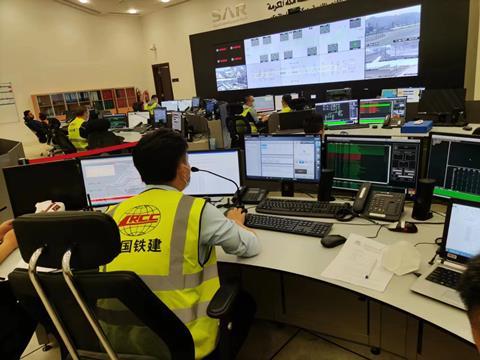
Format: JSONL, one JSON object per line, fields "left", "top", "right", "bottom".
{"left": 8, "top": 212, "right": 250, "bottom": 360}
{"left": 52, "top": 129, "right": 77, "bottom": 154}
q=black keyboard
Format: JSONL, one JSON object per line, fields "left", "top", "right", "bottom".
{"left": 245, "top": 214, "right": 332, "bottom": 238}
{"left": 426, "top": 267, "right": 462, "bottom": 289}
{"left": 326, "top": 124, "right": 371, "bottom": 130}
{"left": 256, "top": 199, "right": 345, "bottom": 218}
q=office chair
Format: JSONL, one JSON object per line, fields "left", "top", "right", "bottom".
{"left": 52, "top": 129, "right": 77, "bottom": 155}
{"left": 8, "top": 212, "right": 249, "bottom": 360}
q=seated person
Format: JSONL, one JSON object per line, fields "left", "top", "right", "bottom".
{"left": 303, "top": 112, "right": 324, "bottom": 135}
{"left": 103, "top": 129, "right": 260, "bottom": 358}
{"left": 23, "top": 110, "right": 48, "bottom": 143}
{"left": 0, "top": 220, "right": 18, "bottom": 264}
{"left": 87, "top": 118, "right": 124, "bottom": 149}
{"left": 68, "top": 107, "right": 91, "bottom": 151}
{"left": 459, "top": 255, "right": 480, "bottom": 351}
{"left": 280, "top": 94, "right": 293, "bottom": 113}
{"left": 238, "top": 95, "right": 268, "bottom": 134}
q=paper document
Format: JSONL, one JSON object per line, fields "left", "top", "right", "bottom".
{"left": 322, "top": 234, "right": 394, "bottom": 292}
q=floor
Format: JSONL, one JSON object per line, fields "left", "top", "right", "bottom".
{"left": 21, "top": 320, "right": 366, "bottom": 360}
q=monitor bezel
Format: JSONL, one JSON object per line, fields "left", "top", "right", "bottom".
{"left": 243, "top": 134, "right": 322, "bottom": 183}
{"left": 315, "top": 99, "right": 359, "bottom": 125}
{"left": 253, "top": 95, "right": 275, "bottom": 113}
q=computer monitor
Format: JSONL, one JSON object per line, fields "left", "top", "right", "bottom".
{"left": 178, "top": 99, "right": 192, "bottom": 112}
{"left": 381, "top": 89, "right": 398, "bottom": 98}
{"left": 104, "top": 114, "right": 128, "bottom": 129}
{"left": 427, "top": 133, "right": 480, "bottom": 202}
{"left": 359, "top": 97, "right": 407, "bottom": 124}
{"left": 278, "top": 110, "right": 312, "bottom": 131}
{"left": 192, "top": 97, "right": 201, "bottom": 109}
{"left": 161, "top": 101, "right": 179, "bottom": 112}
{"left": 3, "top": 160, "right": 88, "bottom": 217}
{"left": 171, "top": 112, "right": 183, "bottom": 132}
{"left": 254, "top": 95, "right": 275, "bottom": 112}
{"left": 80, "top": 155, "right": 146, "bottom": 207}
{"left": 397, "top": 87, "right": 425, "bottom": 103}
{"left": 418, "top": 88, "right": 466, "bottom": 114}
{"left": 315, "top": 100, "right": 358, "bottom": 126}
{"left": 244, "top": 134, "right": 322, "bottom": 182}
{"left": 185, "top": 150, "right": 241, "bottom": 196}
{"left": 205, "top": 100, "right": 216, "bottom": 116}
{"left": 153, "top": 107, "right": 167, "bottom": 126}
{"left": 128, "top": 111, "right": 149, "bottom": 127}
{"left": 325, "top": 136, "right": 422, "bottom": 193}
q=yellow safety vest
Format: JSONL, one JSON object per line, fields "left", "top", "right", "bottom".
{"left": 144, "top": 101, "right": 159, "bottom": 115}
{"left": 103, "top": 189, "right": 220, "bottom": 359}
{"left": 68, "top": 117, "right": 88, "bottom": 150}
{"left": 238, "top": 107, "right": 258, "bottom": 134}
{"left": 281, "top": 106, "right": 292, "bottom": 113}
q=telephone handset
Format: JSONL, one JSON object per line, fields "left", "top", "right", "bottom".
{"left": 353, "top": 182, "right": 406, "bottom": 222}
{"left": 233, "top": 186, "right": 269, "bottom": 205}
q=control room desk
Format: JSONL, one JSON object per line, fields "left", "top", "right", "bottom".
{"left": 116, "top": 130, "right": 210, "bottom": 151}
{"left": 0, "top": 200, "right": 477, "bottom": 359}
{"left": 324, "top": 125, "right": 477, "bottom": 137}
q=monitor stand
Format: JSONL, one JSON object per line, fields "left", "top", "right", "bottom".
{"left": 281, "top": 180, "right": 295, "bottom": 197}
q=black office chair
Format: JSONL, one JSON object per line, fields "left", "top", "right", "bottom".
{"left": 52, "top": 129, "right": 77, "bottom": 154}
{"left": 8, "top": 212, "right": 249, "bottom": 360}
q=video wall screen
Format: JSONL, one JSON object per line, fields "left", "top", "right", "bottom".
{"left": 214, "top": 5, "right": 421, "bottom": 92}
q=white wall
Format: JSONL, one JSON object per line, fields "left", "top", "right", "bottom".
{"left": 0, "top": 0, "right": 148, "bottom": 146}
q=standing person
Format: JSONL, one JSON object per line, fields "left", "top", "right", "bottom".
{"left": 103, "top": 129, "right": 260, "bottom": 359}
{"left": 68, "top": 107, "right": 90, "bottom": 151}
{"left": 144, "top": 94, "right": 159, "bottom": 116}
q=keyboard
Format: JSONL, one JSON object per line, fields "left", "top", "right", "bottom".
{"left": 326, "top": 124, "right": 370, "bottom": 130}
{"left": 245, "top": 214, "right": 332, "bottom": 238}
{"left": 426, "top": 266, "right": 462, "bottom": 289}
{"left": 256, "top": 199, "right": 346, "bottom": 218}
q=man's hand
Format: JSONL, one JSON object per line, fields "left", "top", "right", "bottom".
{"left": 226, "top": 208, "right": 246, "bottom": 225}
{"left": 0, "top": 219, "right": 13, "bottom": 238}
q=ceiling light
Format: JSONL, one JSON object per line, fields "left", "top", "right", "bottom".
{"left": 79, "top": 0, "right": 89, "bottom": 3}
{"left": 127, "top": 8, "right": 139, "bottom": 14}
{"left": 160, "top": 0, "right": 171, "bottom": 3}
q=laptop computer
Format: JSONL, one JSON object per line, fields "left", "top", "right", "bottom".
{"left": 411, "top": 199, "right": 480, "bottom": 310}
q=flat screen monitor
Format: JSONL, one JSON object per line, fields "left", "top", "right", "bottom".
{"left": 192, "top": 97, "right": 201, "bottom": 109}
{"left": 427, "top": 133, "right": 480, "bottom": 202}
{"left": 205, "top": 100, "right": 216, "bottom": 115}
{"left": 3, "top": 160, "right": 88, "bottom": 217}
{"left": 274, "top": 93, "right": 299, "bottom": 111}
{"left": 178, "top": 99, "right": 192, "bottom": 112}
{"left": 171, "top": 112, "right": 183, "bottom": 132}
{"left": 418, "top": 88, "right": 466, "bottom": 114}
{"left": 397, "top": 87, "right": 425, "bottom": 103}
{"left": 128, "top": 111, "right": 150, "bottom": 127}
{"left": 215, "top": 5, "right": 422, "bottom": 91}
{"left": 325, "top": 135, "right": 421, "bottom": 193}
{"left": 315, "top": 100, "right": 358, "bottom": 126}
{"left": 185, "top": 150, "right": 241, "bottom": 196}
{"left": 244, "top": 134, "right": 322, "bottom": 182}
{"left": 381, "top": 89, "right": 398, "bottom": 98}
{"left": 80, "top": 155, "right": 146, "bottom": 207}
{"left": 153, "top": 107, "right": 167, "bottom": 125}
{"left": 254, "top": 95, "right": 275, "bottom": 112}
{"left": 359, "top": 97, "right": 407, "bottom": 124}
{"left": 161, "top": 101, "right": 179, "bottom": 112}
{"left": 104, "top": 114, "right": 128, "bottom": 129}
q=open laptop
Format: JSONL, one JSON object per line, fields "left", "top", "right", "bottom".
{"left": 411, "top": 199, "right": 480, "bottom": 309}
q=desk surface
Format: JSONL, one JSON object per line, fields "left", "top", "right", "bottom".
{"left": 325, "top": 124, "right": 477, "bottom": 137}
{"left": 0, "top": 200, "right": 471, "bottom": 344}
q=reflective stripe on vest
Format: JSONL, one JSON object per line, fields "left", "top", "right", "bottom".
{"left": 240, "top": 107, "right": 258, "bottom": 134}
{"left": 103, "top": 190, "right": 219, "bottom": 359}
{"left": 68, "top": 117, "right": 88, "bottom": 150}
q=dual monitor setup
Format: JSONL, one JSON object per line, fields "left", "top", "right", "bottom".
{"left": 4, "top": 132, "right": 480, "bottom": 217}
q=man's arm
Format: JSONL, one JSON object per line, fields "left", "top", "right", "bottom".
{"left": 200, "top": 203, "right": 261, "bottom": 259}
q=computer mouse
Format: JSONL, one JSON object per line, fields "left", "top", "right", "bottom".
{"left": 372, "top": 125, "right": 378, "bottom": 129}
{"left": 321, "top": 235, "right": 347, "bottom": 248}
{"left": 388, "top": 221, "right": 418, "bottom": 234}
{"left": 463, "top": 125, "right": 473, "bottom": 131}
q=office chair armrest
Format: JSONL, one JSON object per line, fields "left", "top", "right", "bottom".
{"left": 207, "top": 282, "right": 240, "bottom": 319}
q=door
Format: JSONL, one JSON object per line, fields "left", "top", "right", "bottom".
{"left": 152, "top": 63, "right": 174, "bottom": 101}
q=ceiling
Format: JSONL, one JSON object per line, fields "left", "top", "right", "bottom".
{"left": 54, "top": 0, "right": 191, "bottom": 16}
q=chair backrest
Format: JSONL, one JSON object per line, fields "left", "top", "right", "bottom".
{"left": 53, "top": 129, "right": 77, "bottom": 154}
{"left": 88, "top": 132, "right": 123, "bottom": 150}
{"left": 9, "top": 212, "right": 195, "bottom": 359}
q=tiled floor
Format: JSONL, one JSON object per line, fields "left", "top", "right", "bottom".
{"left": 20, "top": 320, "right": 367, "bottom": 360}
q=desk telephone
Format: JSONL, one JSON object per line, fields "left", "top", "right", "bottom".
{"left": 353, "top": 183, "right": 406, "bottom": 222}
{"left": 233, "top": 187, "right": 269, "bottom": 205}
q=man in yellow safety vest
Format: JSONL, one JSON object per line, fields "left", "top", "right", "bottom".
{"left": 67, "top": 107, "right": 90, "bottom": 151}
{"left": 104, "top": 129, "right": 260, "bottom": 359}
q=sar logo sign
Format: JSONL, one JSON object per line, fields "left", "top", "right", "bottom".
{"left": 118, "top": 205, "right": 161, "bottom": 237}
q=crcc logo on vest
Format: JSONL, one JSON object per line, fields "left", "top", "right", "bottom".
{"left": 118, "top": 205, "right": 162, "bottom": 237}
{"left": 212, "top": 3, "right": 247, "bottom": 27}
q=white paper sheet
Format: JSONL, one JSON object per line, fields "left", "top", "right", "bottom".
{"left": 322, "top": 234, "right": 394, "bottom": 292}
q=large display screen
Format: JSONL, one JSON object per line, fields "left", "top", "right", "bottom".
{"left": 215, "top": 5, "right": 421, "bottom": 92}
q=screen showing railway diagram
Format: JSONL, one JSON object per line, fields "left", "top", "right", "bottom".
{"left": 315, "top": 100, "right": 359, "bottom": 126}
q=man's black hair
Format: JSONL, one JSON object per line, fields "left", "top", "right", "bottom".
{"left": 133, "top": 128, "right": 188, "bottom": 184}
{"left": 151, "top": 94, "right": 159, "bottom": 100}
{"left": 303, "top": 112, "right": 324, "bottom": 134}
{"left": 459, "top": 255, "right": 480, "bottom": 313}
{"left": 282, "top": 94, "right": 292, "bottom": 106}
{"left": 75, "top": 106, "right": 88, "bottom": 117}
{"left": 23, "top": 110, "right": 30, "bottom": 117}
{"left": 39, "top": 112, "right": 47, "bottom": 121}
{"left": 244, "top": 95, "right": 253, "bottom": 103}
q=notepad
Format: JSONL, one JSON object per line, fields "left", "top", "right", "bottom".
{"left": 322, "top": 234, "right": 394, "bottom": 292}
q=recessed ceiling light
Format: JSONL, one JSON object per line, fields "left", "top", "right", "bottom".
{"left": 79, "top": 0, "right": 89, "bottom": 3}
{"left": 160, "top": 0, "right": 171, "bottom": 3}
{"left": 127, "top": 8, "right": 139, "bottom": 14}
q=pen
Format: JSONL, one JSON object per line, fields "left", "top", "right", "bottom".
{"left": 365, "top": 260, "right": 377, "bottom": 279}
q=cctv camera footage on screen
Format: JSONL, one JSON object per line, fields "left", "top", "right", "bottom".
{"left": 214, "top": 5, "right": 421, "bottom": 92}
